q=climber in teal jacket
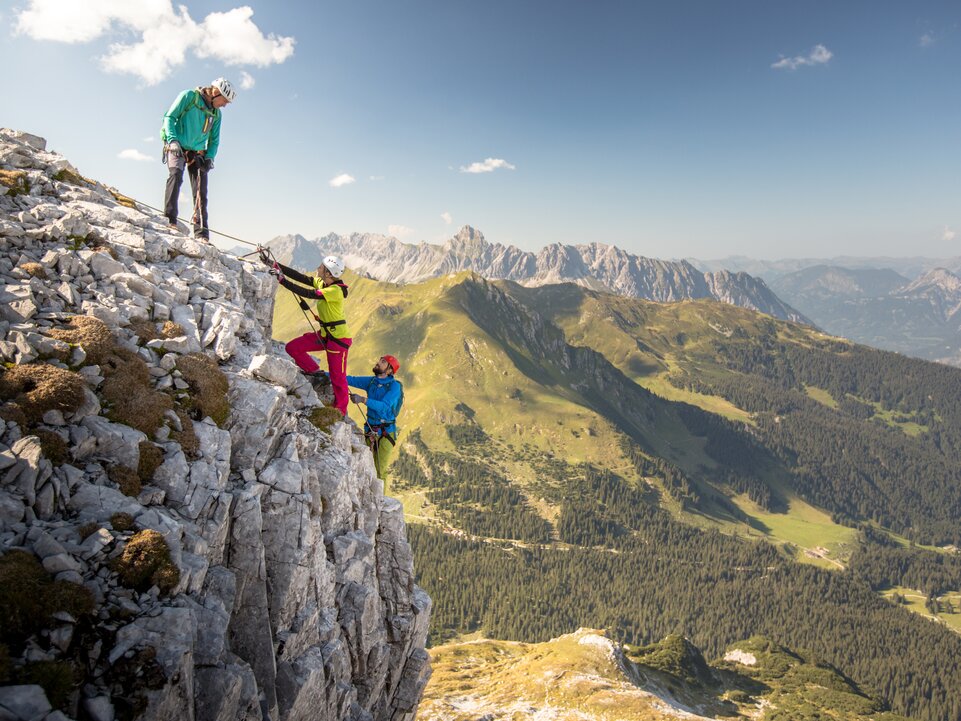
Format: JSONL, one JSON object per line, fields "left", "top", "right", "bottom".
{"left": 161, "top": 77, "right": 235, "bottom": 240}
{"left": 346, "top": 355, "right": 404, "bottom": 485}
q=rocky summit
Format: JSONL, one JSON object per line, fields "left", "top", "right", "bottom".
{"left": 266, "top": 227, "right": 810, "bottom": 324}
{"left": 0, "top": 128, "right": 431, "bottom": 721}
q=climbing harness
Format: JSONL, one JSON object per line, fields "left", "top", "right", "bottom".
{"left": 350, "top": 394, "right": 396, "bottom": 453}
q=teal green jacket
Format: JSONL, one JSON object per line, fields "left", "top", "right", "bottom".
{"left": 161, "top": 89, "right": 222, "bottom": 159}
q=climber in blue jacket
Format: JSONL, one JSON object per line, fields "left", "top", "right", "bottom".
{"left": 346, "top": 355, "right": 403, "bottom": 484}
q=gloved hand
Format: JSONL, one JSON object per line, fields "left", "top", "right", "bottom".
{"left": 258, "top": 248, "right": 271, "bottom": 266}
{"left": 268, "top": 266, "right": 285, "bottom": 282}
{"left": 167, "top": 140, "right": 182, "bottom": 155}
{"left": 350, "top": 393, "right": 365, "bottom": 405}
{"left": 202, "top": 157, "right": 214, "bottom": 172}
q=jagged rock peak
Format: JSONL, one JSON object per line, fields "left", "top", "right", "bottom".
{"left": 444, "top": 225, "right": 487, "bottom": 251}
{"left": 902, "top": 267, "right": 961, "bottom": 294}
{"left": 0, "top": 128, "right": 431, "bottom": 721}
{"left": 271, "top": 228, "right": 809, "bottom": 324}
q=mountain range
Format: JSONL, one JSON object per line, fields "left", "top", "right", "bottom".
{"left": 265, "top": 226, "right": 810, "bottom": 324}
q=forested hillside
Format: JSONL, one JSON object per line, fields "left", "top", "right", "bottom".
{"left": 272, "top": 272, "right": 961, "bottom": 720}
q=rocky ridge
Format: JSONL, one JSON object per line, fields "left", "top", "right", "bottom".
{"left": 0, "top": 129, "right": 430, "bottom": 721}
{"left": 267, "top": 227, "right": 810, "bottom": 324}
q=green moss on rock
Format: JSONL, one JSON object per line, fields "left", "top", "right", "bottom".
{"left": 308, "top": 406, "right": 343, "bottom": 433}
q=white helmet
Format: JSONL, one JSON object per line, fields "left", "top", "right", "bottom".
{"left": 211, "top": 77, "right": 235, "bottom": 103}
{"left": 322, "top": 255, "right": 345, "bottom": 277}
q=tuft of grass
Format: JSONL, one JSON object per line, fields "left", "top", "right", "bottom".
{"left": 175, "top": 353, "right": 229, "bottom": 426}
{"left": 52, "top": 168, "right": 88, "bottom": 186}
{"left": 0, "top": 363, "right": 87, "bottom": 424}
{"left": 0, "top": 550, "right": 94, "bottom": 650}
{"left": 100, "top": 348, "right": 173, "bottom": 436}
{"left": 19, "top": 261, "right": 47, "bottom": 279}
{"left": 171, "top": 409, "right": 200, "bottom": 460}
{"left": 15, "top": 661, "right": 76, "bottom": 710}
{"left": 48, "top": 315, "right": 115, "bottom": 366}
{"left": 35, "top": 429, "right": 69, "bottom": 465}
{"left": 107, "top": 186, "right": 137, "bottom": 209}
{"left": 127, "top": 318, "right": 160, "bottom": 343}
{"left": 308, "top": 405, "right": 343, "bottom": 432}
{"left": 161, "top": 321, "right": 185, "bottom": 339}
{"left": 110, "top": 512, "right": 136, "bottom": 532}
{"left": 138, "top": 441, "right": 164, "bottom": 484}
{"left": 108, "top": 465, "right": 141, "bottom": 498}
{"left": 78, "top": 523, "right": 100, "bottom": 541}
{"left": 112, "top": 530, "right": 179, "bottom": 594}
{"left": 0, "top": 169, "right": 30, "bottom": 196}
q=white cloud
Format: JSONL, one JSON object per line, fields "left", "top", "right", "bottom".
{"left": 460, "top": 157, "right": 516, "bottom": 174}
{"left": 440, "top": 211, "right": 452, "bottom": 225}
{"left": 388, "top": 224, "right": 414, "bottom": 238}
{"left": 920, "top": 33, "right": 935, "bottom": 48}
{"left": 239, "top": 71, "right": 255, "bottom": 90}
{"left": 771, "top": 44, "right": 833, "bottom": 71}
{"left": 943, "top": 226, "right": 956, "bottom": 242}
{"left": 143, "top": 135, "right": 154, "bottom": 142}
{"left": 118, "top": 148, "right": 153, "bottom": 162}
{"left": 196, "top": 7, "right": 294, "bottom": 66}
{"left": 14, "top": 1, "right": 294, "bottom": 86}
{"left": 329, "top": 173, "right": 355, "bottom": 188}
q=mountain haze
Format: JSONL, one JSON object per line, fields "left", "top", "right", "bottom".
{"left": 267, "top": 226, "right": 810, "bottom": 324}
{"left": 769, "top": 265, "right": 961, "bottom": 366}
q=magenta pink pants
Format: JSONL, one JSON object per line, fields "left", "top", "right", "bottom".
{"left": 285, "top": 333, "right": 352, "bottom": 415}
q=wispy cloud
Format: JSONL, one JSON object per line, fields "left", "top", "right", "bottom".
{"left": 943, "top": 226, "right": 956, "bottom": 242}
{"left": 771, "top": 44, "right": 833, "bottom": 71}
{"left": 441, "top": 211, "right": 452, "bottom": 225}
{"left": 460, "top": 157, "right": 516, "bottom": 174}
{"left": 369, "top": 175, "right": 385, "bottom": 181}
{"left": 118, "top": 148, "right": 153, "bottom": 162}
{"left": 920, "top": 33, "right": 935, "bottom": 48}
{"left": 239, "top": 70, "right": 255, "bottom": 90}
{"left": 14, "top": 1, "right": 294, "bottom": 86}
{"left": 329, "top": 173, "right": 355, "bottom": 188}
{"left": 389, "top": 224, "right": 414, "bottom": 238}
{"left": 143, "top": 135, "right": 154, "bottom": 143}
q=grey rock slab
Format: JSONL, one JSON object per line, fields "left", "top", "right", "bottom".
{"left": 88, "top": 252, "right": 125, "bottom": 280}
{"left": 75, "top": 416, "right": 145, "bottom": 468}
{"left": 81, "top": 696, "right": 114, "bottom": 721}
{"left": 0, "top": 685, "right": 52, "bottom": 721}
{"left": 247, "top": 354, "right": 298, "bottom": 389}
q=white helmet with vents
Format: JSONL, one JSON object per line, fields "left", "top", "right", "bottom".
{"left": 211, "top": 77, "right": 236, "bottom": 102}
{"left": 322, "top": 255, "right": 345, "bottom": 277}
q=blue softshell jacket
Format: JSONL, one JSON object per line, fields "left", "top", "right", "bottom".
{"left": 346, "top": 375, "right": 402, "bottom": 434}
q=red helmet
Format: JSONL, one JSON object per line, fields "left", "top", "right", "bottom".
{"left": 382, "top": 355, "right": 400, "bottom": 373}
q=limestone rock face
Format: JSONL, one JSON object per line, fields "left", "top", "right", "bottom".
{"left": 0, "top": 128, "right": 430, "bottom": 721}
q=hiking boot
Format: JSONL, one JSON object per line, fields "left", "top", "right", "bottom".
{"left": 303, "top": 370, "right": 331, "bottom": 389}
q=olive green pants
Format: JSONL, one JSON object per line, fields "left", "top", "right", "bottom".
{"left": 368, "top": 431, "right": 397, "bottom": 490}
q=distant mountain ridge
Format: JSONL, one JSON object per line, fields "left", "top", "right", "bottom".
{"left": 690, "top": 254, "right": 961, "bottom": 281}
{"left": 267, "top": 226, "right": 810, "bottom": 324}
{"left": 768, "top": 265, "right": 961, "bottom": 366}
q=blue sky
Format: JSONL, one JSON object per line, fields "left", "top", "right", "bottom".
{"left": 2, "top": 1, "right": 959, "bottom": 259}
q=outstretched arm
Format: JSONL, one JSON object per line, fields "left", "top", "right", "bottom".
{"left": 273, "top": 261, "right": 314, "bottom": 286}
